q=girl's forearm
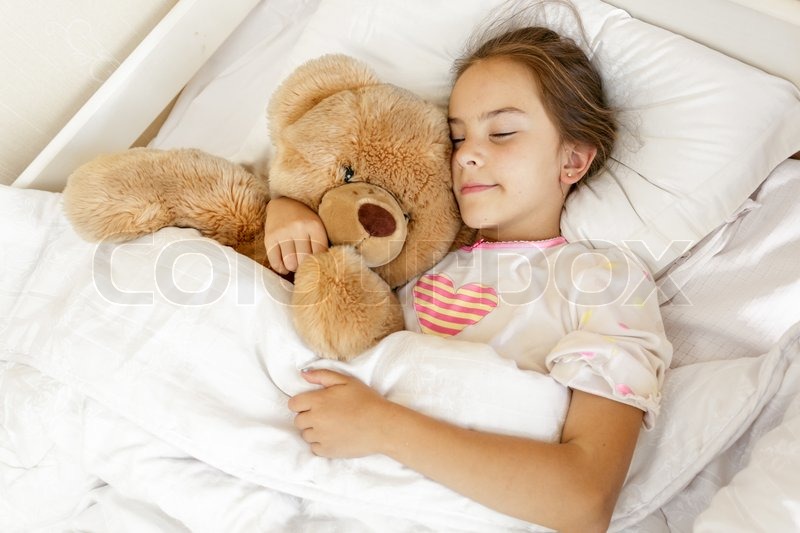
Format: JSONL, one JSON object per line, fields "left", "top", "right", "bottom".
{"left": 376, "top": 397, "right": 637, "bottom": 533}
{"left": 290, "top": 370, "right": 641, "bottom": 531}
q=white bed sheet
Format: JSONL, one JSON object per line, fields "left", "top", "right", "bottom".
{"left": 649, "top": 159, "right": 800, "bottom": 531}
{"left": 694, "top": 365, "right": 800, "bottom": 532}
{"left": 659, "top": 159, "right": 800, "bottom": 367}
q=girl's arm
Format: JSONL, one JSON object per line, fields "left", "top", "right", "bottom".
{"left": 290, "top": 370, "right": 642, "bottom": 533}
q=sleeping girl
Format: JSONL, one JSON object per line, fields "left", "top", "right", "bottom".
{"left": 266, "top": 14, "right": 671, "bottom": 533}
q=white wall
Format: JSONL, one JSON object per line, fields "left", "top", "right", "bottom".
{"left": 0, "top": 0, "right": 178, "bottom": 185}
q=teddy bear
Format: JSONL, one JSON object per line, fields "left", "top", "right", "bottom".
{"left": 63, "top": 54, "right": 465, "bottom": 361}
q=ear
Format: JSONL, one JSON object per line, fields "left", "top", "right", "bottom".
{"left": 560, "top": 142, "right": 597, "bottom": 185}
{"left": 268, "top": 54, "right": 380, "bottom": 137}
{"left": 282, "top": 92, "right": 358, "bottom": 167}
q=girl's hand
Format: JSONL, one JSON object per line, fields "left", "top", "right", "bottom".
{"left": 288, "top": 369, "right": 396, "bottom": 458}
{"left": 264, "top": 197, "right": 329, "bottom": 274}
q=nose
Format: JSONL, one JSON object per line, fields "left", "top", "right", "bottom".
{"left": 358, "top": 203, "right": 397, "bottom": 237}
{"left": 454, "top": 138, "right": 483, "bottom": 168}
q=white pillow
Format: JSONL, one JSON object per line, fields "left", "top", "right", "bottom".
{"left": 266, "top": 0, "right": 800, "bottom": 275}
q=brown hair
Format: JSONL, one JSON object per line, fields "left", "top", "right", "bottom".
{"left": 453, "top": 24, "right": 617, "bottom": 179}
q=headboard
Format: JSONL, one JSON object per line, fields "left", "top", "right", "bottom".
{"left": 12, "top": 0, "right": 260, "bottom": 192}
{"left": 12, "top": 0, "right": 800, "bottom": 191}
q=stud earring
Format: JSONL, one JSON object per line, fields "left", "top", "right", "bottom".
{"left": 567, "top": 172, "right": 573, "bottom": 178}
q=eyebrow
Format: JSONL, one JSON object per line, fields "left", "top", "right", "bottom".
{"left": 448, "top": 106, "right": 527, "bottom": 125}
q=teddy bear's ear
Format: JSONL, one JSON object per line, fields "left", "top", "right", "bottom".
{"left": 267, "top": 54, "right": 380, "bottom": 138}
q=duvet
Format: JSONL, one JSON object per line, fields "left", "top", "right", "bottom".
{"left": 1, "top": 184, "right": 797, "bottom": 532}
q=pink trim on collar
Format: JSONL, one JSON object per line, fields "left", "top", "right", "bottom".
{"left": 460, "top": 236, "right": 568, "bottom": 251}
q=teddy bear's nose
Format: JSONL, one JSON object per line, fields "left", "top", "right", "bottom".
{"left": 358, "top": 203, "right": 397, "bottom": 237}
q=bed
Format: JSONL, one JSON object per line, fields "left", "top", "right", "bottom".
{"left": 3, "top": 0, "right": 800, "bottom": 531}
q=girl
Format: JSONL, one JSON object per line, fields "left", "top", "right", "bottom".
{"left": 268, "top": 22, "right": 671, "bottom": 533}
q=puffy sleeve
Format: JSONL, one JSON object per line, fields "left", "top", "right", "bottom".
{"left": 545, "top": 246, "right": 672, "bottom": 429}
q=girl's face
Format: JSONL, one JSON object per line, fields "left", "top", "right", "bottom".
{"left": 448, "top": 57, "right": 571, "bottom": 242}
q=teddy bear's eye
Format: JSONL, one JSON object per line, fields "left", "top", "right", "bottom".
{"left": 343, "top": 166, "right": 355, "bottom": 183}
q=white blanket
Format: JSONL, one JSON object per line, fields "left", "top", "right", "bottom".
{"left": 1, "top": 185, "right": 797, "bottom": 532}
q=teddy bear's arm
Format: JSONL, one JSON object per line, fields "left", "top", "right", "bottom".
{"left": 63, "top": 147, "right": 270, "bottom": 264}
{"left": 291, "top": 246, "right": 404, "bottom": 361}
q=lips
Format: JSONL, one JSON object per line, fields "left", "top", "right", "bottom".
{"left": 459, "top": 183, "right": 497, "bottom": 195}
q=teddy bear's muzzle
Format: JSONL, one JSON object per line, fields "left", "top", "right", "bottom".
{"left": 318, "top": 182, "right": 408, "bottom": 268}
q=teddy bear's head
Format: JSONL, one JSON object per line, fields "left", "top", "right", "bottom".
{"left": 266, "top": 54, "right": 462, "bottom": 289}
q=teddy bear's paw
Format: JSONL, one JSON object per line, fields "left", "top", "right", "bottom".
{"left": 64, "top": 180, "right": 172, "bottom": 243}
{"left": 63, "top": 149, "right": 180, "bottom": 242}
{"left": 291, "top": 246, "right": 404, "bottom": 361}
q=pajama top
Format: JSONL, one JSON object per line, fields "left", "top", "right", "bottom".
{"left": 396, "top": 236, "right": 673, "bottom": 429}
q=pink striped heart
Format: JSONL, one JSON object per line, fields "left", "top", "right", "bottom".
{"left": 412, "top": 274, "right": 498, "bottom": 337}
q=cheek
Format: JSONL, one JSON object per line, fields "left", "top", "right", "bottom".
{"left": 450, "top": 157, "right": 462, "bottom": 184}
{"left": 513, "top": 144, "right": 558, "bottom": 175}
{"left": 495, "top": 145, "right": 533, "bottom": 178}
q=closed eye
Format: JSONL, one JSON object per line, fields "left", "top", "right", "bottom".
{"left": 450, "top": 138, "right": 464, "bottom": 147}
{"left": 490, "top": 132, "right": 516, "bottom": 140}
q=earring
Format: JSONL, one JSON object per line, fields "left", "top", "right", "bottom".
{"left": 567, "top": 172, "right": 573, "bottom": 178}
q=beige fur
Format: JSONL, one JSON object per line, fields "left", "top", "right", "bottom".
{"left": 63, "top": 54, "right": 464, "bottom": 361}
{"left": 268, "top": 56, "right": 463, "bottom": 290}
{"left": 63, "top": 147, "right": 270, "bottom": 261}
{"left": 292, "top": 246, "right": 405, "bottom": 358}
